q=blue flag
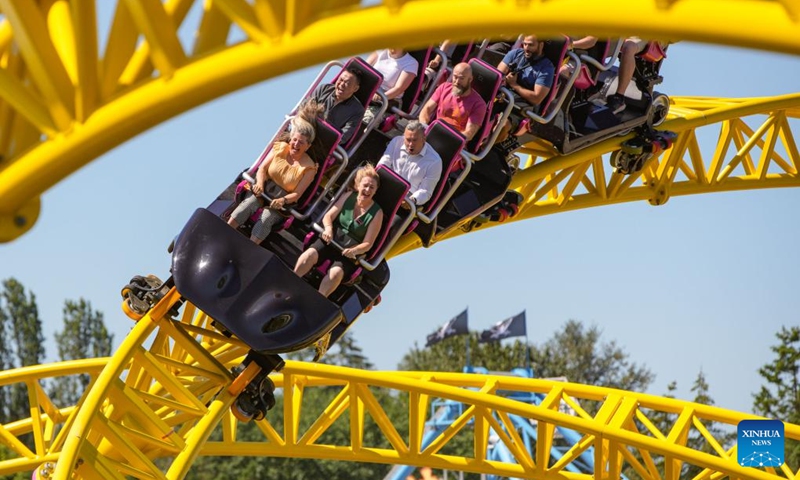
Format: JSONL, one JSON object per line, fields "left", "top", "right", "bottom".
{"left": 479, "top": 311, "right": 526, "bottom": 343}
{"left": 426, "top": 309, "right": 469, "bottom": 347}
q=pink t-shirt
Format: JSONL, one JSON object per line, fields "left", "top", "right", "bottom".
{"left": 430, "top": 83, "right": 487, "bottom": 134}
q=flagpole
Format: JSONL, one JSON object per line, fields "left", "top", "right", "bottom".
{"left": 465, "top": 307, "right": 471, "bottom": 371}
{"left": 465, "top": 333, "right": 471, "bottom": 370}
{"left": 524, "top": 310, "right": 532, "bottom": 376}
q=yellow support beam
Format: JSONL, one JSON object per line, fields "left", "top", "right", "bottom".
{"left": 0, "top": 0, "right": 799, "bottom": 242}
{"left": 120, "top": 0, "right": 186, "bottom": 78}
{"left": 0, "top": 0, "right": 74, "bottom": 129}
{"left": 1, "top": 325, "right": 800, "bottom": 480}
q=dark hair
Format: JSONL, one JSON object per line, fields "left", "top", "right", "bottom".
{"left": 345, "top": 66, "right": 363, "bottom": 86}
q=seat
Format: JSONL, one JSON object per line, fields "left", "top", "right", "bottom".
{"left": 536, "top": 36, "right": 570, "bottom": 117}
{"left": 396, "top": 48, "right": 434, "bottom": 116}
{"left": 639, "top": 41, "right": 667, "bottom": 63}
{"left": 291, "top": 118, "right": 344, "bottom": 218}
{"left": 573, "top": 39, "right": 622, "bottom": 90}
{"left": 634, "top": 42, "right": 669, "bottom": 90}
{"left": 465, "top": 58, "right": 504, "bottom": 156}
{"left": 380, "top": 47, "right": 444, "bottom": 131}
{"left": 450, "top": 42, "right": 477, "bottom": 66}
{"left": 363, "top": 165, "right": 413, "bottom": 268}
{"left": 417, "top": 120, "right": 468, "bottom": 224}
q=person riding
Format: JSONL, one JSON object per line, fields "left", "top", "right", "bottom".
{"left": 307, "top": 66, "right": 365, "bottom": 144}
{"left": 364, "top": 48, "right": 419, "bottom": 123}
{"left": 377, "top": 120, "right": 442, "bottom": 208}
{"left": 493, "top": 34, "right": 556, "bottom": 147}
{"left": 227, "top": 117, "right": 318, "bottom": 244}
{"left": 293, "top": 164, "right": 384, "bottom": 297}
{"left": 419, "top": 62, "right": 487, "bottom": 141}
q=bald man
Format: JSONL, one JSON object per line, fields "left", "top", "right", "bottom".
{"left": 419, "top": 62, "right": 487, "bottom": 141}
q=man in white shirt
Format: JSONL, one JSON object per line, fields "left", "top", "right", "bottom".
{"left": 378, "top": 121, "right": 443, "bottom": 207}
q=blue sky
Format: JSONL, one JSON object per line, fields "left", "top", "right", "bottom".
{"left": 0, "top": 41, "right": 799, "bottom": 418}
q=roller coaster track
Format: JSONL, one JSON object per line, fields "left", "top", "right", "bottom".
{"left": 0, "top": 0, "right": 799, "bottom": 242}
{"left": 0, "top": 0, "right": 799, "bottom": 478}
{"left": 1, "top": 295, "right": 799, "bottom": 480}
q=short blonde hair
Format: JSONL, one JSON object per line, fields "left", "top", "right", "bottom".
{"left": 291, "top": 116, "right": 315, "bottom": 143}
{"left": 355, "top": 163, "right": 380, "bottom": 189}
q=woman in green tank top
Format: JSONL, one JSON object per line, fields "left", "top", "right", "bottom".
{"left": 294, "top": 165, "right": 384, "bottom": 298}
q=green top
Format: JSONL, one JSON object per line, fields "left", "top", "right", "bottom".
{"left": 338, "top": 193, "right": 381, "bottom": 243}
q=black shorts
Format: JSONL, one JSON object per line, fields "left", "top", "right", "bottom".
{"left": 310, "top": 238, "right": 360, "bottom": 279}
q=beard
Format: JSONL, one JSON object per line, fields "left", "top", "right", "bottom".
{"left": 452, "top": 84, "right": 466, "bottom": 96}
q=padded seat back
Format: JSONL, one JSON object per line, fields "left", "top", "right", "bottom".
{"left": 368, "top": 165, "right": 411, "bottom": 261}
{"left": 398, "top": 48, "right": 433, "bottom": 113}
{"left": 421, "top": 120, "right": 466, "bottom": 215}
{"left": 465, "top": 58, "right": 502, "bottom": 152}
{"left": 295, "top": 118, "right": 342, "bottom": 210}
{"left": 538, "top": 36, "right": 569, "bottom": 115}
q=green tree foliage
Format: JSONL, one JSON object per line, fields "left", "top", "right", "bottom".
{"left": 0, "top": 278, "right": 45, "bottom": 421}
{"left": 531, "top": 320, "right": 654, "bottom": 393}
{"left": 683, "top": 371, "right": 737, "bottom": 478}
{"left": 50, "top": 299, "right": 114, "bottom": 406}
{"left": 0, "top": 278, "right": 45, "bottom": 480}
{"left": 753, "top": 326, "right": 800, "bottom": 467}
{"left": 401, "top": 320, "right": 653, "bottom": 395}
{"left": 400, "top": 319, "right": 655, "bottom": 480}
{"left": 0, "top": 291, "right": 10, "bottom": 425}
{"left": 0, "top": 445, "right": 29, "bottom": 480}
{"left": 399, "top": 332, "right": 528, "bottom": 372}
{"left": 1, "top": 279, "right": 45, "bottom": 368}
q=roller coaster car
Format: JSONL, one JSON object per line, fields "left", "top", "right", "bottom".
{"left": 516, "top": 40, "right": 675, "bottom": 174}
{"left": 167, "top": 205, "right": 381, "bottom": 420}
{"left": 166, "top": 160, "right": 410, "bottom": 418}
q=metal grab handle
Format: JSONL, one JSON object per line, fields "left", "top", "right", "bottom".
{"left": 416, "top": 154, "right": 473, "bottom": 224}
{"left": 521, "top": 51, "right": 581, "bottom": 125}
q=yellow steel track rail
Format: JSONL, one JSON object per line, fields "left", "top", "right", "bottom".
{"left": 0, "top": 294, "right": 798, "bottom": 479}
{"left": 1, "top": 0, "right": 800, "bottom": 242}
{"left": 0, "top": 359, "right": 107, "bottom": 477}
{"left": 513, "top": 94, "right": 800, "bottom": 217}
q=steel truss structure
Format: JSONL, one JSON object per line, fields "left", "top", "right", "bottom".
{"left": 1, "top": 295, "right": 799, "bottom": 480}
{"left": 0, "top": 0, "right": 799, "bottom": 241}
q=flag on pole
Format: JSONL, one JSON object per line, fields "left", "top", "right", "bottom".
{"left": 425, "top": 309, "right": 469, "bottom": 347}
{"left": 478, "top": 311, "right": 526, "bottom": 343}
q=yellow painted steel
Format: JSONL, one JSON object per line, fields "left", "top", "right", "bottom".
{"left": 1, "top": 0, "right": 800, "bottom": 242}
{"left": 1, "top": 303, "right": 799, "bottom": 480}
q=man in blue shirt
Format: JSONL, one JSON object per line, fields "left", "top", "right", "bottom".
{"left": 498, "top": 35, "right": 555, "bottom": 111}
{"left": 491, "top": 35, "right": 556, "bottom": 154}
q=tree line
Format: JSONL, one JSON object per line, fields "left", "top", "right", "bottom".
{"left": 0, "top": 277, "right": 797, "bottom": 479}
{"left": 0, "top": 277, "right": 113, "bottom": 480}
{"left": 191, "top": 320, "right": 799, "bottom": 479}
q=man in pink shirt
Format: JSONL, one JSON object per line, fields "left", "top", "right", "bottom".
{"left": 419, "top": 62, "right": 487, "bottom": 141}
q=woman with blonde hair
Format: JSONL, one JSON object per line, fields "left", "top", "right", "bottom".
{"left": 294, "top": 164, "right": 384, "bottom": 297}
{"left": 227, "top": 116, "right": 318, "bottom": 244}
